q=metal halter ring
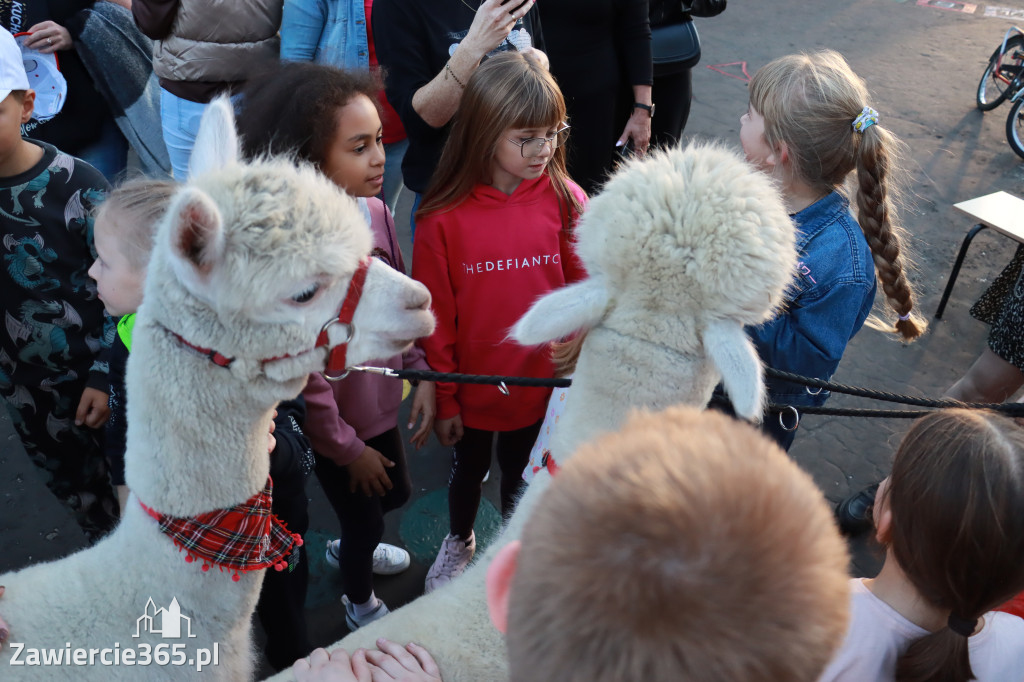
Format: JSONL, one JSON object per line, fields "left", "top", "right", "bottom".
{"left": 805, "top": 385, "right": 824, "bottom": 396}
{"left": 319, "top": 318, "right": 355, "bottom": 382}
{"left": 778, "top": 405, "right": 800, "bottom": 432}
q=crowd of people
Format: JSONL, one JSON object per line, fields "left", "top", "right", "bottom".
{"left": 2, "top": 1, "right": 1024, "bottom": 680}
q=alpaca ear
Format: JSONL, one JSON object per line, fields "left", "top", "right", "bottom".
{"left": 511, "top": 279, "right": 608, "bottom": 346}
{"left": 703, "top": 319, "right": 765, "bottom": 422}
{"left": 188, "top": 96, "right": 239, "bottom": 178}
{"left": 167, "top": 188, "right": 225, "bottom": 281}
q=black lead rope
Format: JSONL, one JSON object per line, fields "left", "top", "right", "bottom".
{"left": 345, "top": 366, "right": 1024, "bottom": 418}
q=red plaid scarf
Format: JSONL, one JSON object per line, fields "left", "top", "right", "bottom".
{"left": 139, "top": 478, "right": 303, "bottom": 582}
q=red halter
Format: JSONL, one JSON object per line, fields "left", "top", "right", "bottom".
{"left": 171, "top": 257, "right": 372, "bottom": 377}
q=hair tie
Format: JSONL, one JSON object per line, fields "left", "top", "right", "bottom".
{"left": 852, "top": 106, "right": 879, "bottom": 133}
{"left": 947, "top": 613, "right": 978, "bottom": 637}
{"left": 898, "top": 312, "right": 912, "bottom": 321}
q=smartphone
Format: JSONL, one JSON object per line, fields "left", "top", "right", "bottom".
{"left": 503, "top": 0, "right": 532, "bottom": 12}
{"left": 616, "top": 139, "right": 635, "bottom": 158}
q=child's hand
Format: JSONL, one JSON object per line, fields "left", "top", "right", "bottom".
{"left": 0, "top": 586, "right": 10, "bottom": 652}
{"left": 293, "top": 647, "right": 371, "bottom": 682}
{"left": 364, "top": 640, "right": 442, "bottom": 682}
{"left": 408, "top": 382, "right": 436, "bottom": 449}
{"left": 76, "top": 387, "right": 110, "bottom": 428}
{"left": 346, "top": 446, "right": 395, "bottom": 497}
{"left": 267, "top": 415, "right": 277, "bottom": 454}
{"left": 433, "top": 415, "right": 463, "bottom": 447}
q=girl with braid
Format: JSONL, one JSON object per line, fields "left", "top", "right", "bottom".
{"left": 737, "top": 50, "right": 926, "bottom": 450}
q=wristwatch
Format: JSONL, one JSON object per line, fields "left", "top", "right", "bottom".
{"left": 633, "top": 102, "right": 655, "bottom": 118}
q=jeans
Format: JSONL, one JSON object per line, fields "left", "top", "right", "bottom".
{"left": 410, "top": 191, "right": 422, "bottom": 242}
{"left": 160, "top": 88, "right": 209, "bottom": 181}
{"left": 76, "top": 113, "right": 129, "bottom": 183}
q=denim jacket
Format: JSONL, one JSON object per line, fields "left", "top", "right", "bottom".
{"left": 748, "top": 191, "right": 877, "bottom": 408}
{"left": 280, "top": 0, "right": 368, "bottom": 68}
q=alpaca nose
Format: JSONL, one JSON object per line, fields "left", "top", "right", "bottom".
{"left": 407, "top": 283, "right": 431, "bottom": 311}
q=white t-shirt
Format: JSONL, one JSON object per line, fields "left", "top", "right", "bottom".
{"left": 522, "top": 382, "right": 570, "bottom": 484}
{"left": 819, "top": 578, "right": 1024, "bottom": 682}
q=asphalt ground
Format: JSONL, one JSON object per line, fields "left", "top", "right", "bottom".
{"left": 4, "top": 0, "right": 1024, "bottom": 675}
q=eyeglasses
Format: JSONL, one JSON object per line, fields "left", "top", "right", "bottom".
{"left": 506, "top": 124, "right": 571, "bottom": 158}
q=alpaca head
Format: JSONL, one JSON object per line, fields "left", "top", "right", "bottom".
{"left": 512, "top": 143, "right": 796, "bottom": 419}
{"left": 147, "top": 97, "right": 435, "bottom": 393}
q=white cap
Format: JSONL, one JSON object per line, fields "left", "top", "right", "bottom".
{"left": 0, "top": 27, "right": 30, "bottom": 102}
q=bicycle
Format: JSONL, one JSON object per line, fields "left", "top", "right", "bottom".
{"left": 976, "top": 27, "right": 1024, "bottom": 158}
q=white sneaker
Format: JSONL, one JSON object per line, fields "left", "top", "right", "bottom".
{"left": 424, "top": 532, "right": 476, "bottom": 593}
{"left": 325, "top": 539, "right": 412, "bottom": 576}
{"left": 342, "top": 594, "right": 390, "bottom": 630}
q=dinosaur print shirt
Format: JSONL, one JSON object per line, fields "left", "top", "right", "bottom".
{"left": 0, "top": 140, "right": 112, "bottom": 395}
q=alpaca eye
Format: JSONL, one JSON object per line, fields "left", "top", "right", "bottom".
{"left": 291, "top": 284, "right": 320, "bottom": 304}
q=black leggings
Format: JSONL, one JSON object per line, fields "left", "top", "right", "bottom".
{"left": 314, "top": 427, "right": 411, "bottom": 604}
{"left": 448, "top": 420, "right": 543, "bottom": 539}
{"left": 651, "top": 67, "right": 693, "bottom": 149}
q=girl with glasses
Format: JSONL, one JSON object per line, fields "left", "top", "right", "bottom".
{"left": 412, "top": 50, "right": 586, "bottom": 593}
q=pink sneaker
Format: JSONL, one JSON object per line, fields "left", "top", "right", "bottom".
{"left": 424, "top": 532, "right": 476, "bottom": 593}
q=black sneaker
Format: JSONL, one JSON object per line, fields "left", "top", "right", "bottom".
{"left": 835, "top": 483, "right": 880, "bottom": 536}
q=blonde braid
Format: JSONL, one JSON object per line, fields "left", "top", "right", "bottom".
{"left": 855, "top": 126, "right": 927, "bottom": 341}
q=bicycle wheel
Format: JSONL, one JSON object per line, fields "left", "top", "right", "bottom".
{"left": 1006, "top": 96, "right": 1024, "bottom": 158}
{"left": 978, "top": 34, "right": 1024, "bottom": 111}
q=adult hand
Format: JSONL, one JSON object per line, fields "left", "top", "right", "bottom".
{"left": 617, "top": 109, "right": 652, "bottom": 158}
{"left": 408, "top": 382, "right": 436, "bottom": 450}
{"left": 293, "top": 647, "right": 372, "bottom": 682}
{"left": 24, "top": 21, "right": 73, "bottom": 54}
{"left": 433, "top": 414, "right": 464, "bottom": 447}
{"left": 0, "top": 586, "right": 10, "bottom": 653}
{"left": 346, "top": 446, "right": 395, "bottom": 497}
{"left": 364, "top": 639, "right": 443, "bottom": 682}
{"left": 76, "top": 387, "right": 110, "bottom": 428}
{"left": 462, "top": 0, "right": 536, "bottom": 59}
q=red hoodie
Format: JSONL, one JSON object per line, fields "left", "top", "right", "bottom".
{"left": 412, "top": 175, "right": 586, "bottom": 432}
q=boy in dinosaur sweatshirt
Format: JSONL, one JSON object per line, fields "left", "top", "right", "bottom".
{"left": 0, "top": 27, "right": 116, "bottom": 541}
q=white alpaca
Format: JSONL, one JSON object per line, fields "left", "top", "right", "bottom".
{"left": 272, "top": 144, "right": 797, "bottom": 681}
{"left": 0, "top": 98, "right": 435, "bottom": 680}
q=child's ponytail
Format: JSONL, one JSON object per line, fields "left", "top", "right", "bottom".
{"left": 895, "top": 623, "right": 973, "bottom": 682}
{"left": 884, "top": 409, "right": 1024, "bottom": 682}
{"left": 854, "top": 122, "right": 927, "bottom": 340}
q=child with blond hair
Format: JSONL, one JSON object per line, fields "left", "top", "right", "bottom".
{"left": 88, "top": 179, "right": 177, "bottom": 514}
{"left": 738, "top": 50, "right": 926, "bottom": 450}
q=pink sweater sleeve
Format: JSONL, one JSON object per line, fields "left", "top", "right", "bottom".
{"left": 301, "top": 373, "right": 365, "bottom": 466}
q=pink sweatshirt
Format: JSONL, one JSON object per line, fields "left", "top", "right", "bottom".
{"left": 302, "top": 197, "right": 429, "bottom": 466}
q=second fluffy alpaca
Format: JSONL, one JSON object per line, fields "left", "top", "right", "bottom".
{"left": 276, "top": 142, "right": 798, "bottom": 682}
